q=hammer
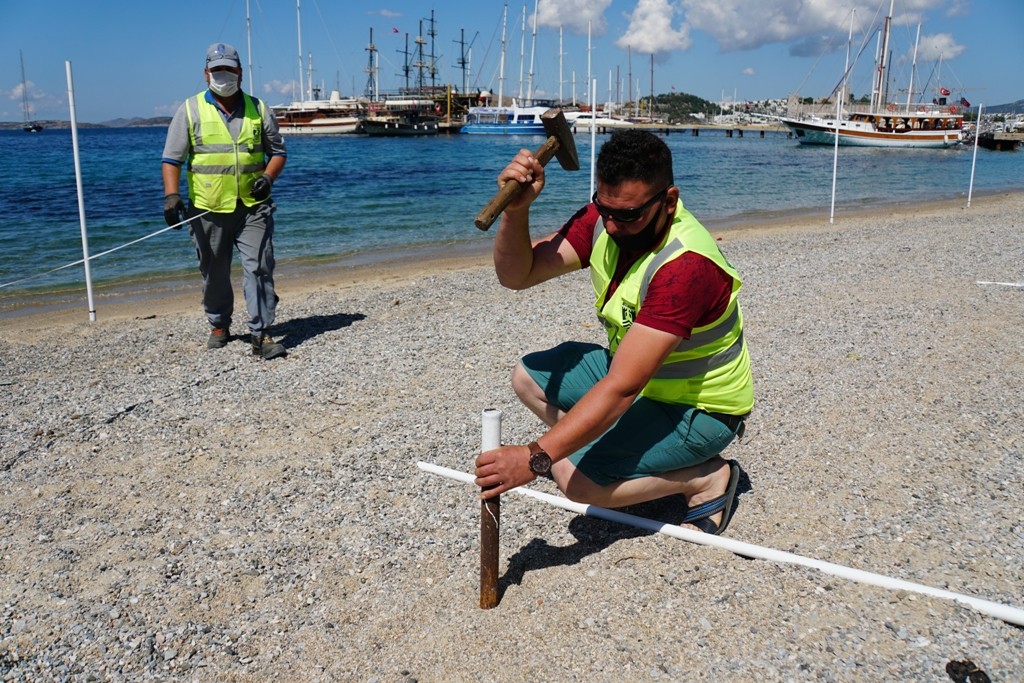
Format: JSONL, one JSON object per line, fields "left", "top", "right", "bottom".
{"left": 473, "top": 108, "right": 580, "bottom": 231}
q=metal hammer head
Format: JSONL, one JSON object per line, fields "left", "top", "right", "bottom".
{"left": 541, "top": 108, "right": 580, "bottom": 171}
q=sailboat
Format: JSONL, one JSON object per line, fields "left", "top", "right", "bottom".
{"left": 272, "top": 1, "right": 367, "bottom": 135}
{"left": 460, "top": 2, "right": 549, "bottom": 135}
{"left": 780, "top": 0, "right": 964, "bottom": 148}
{"left": 20, "top": 50, "right": 43, "bottom": 133}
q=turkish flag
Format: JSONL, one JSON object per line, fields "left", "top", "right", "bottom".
{"left": 939, "top": 87, "right": 950, "bottom": 96}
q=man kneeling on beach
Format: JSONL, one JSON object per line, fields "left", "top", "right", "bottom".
{"left": 475, "top": 130, "right": 753, "bottom": 534}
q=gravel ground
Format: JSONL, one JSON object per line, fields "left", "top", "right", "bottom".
{"left": 1, "top": 193, "right": 1022, "bottom": 682}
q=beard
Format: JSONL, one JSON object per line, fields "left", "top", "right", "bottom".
{"left": 607, "top": 210, "right": 667, "bottom": 254}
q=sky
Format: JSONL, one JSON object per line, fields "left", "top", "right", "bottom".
{"left": 2, "top": 0, "right": 1022, "bottom": 123}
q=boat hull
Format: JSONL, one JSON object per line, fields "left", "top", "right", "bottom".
{"left": 460, "top": 122, "right": 546, "bottom": 135}
{"left": 460, "top": 105, "right": 549, "bottom": 135}
{"left": 781, "top": 115, "right": 962, "bottom": 149}
{"left": 277, "top": 117, "right": 363, "bottom": 135}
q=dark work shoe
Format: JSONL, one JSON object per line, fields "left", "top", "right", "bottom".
{"left": 251, "top": 333, "right": 286, "bottom": 360}
{"left": 207, "top": 327, "right": 230, "bottom": 349}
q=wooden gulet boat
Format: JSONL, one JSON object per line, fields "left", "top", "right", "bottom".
{"left": 780, "top": 0, "right": 965, "bottom": 149}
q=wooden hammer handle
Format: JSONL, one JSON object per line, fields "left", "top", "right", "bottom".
{"left": 474, "top": 136, "right": 561, "bottom": 231}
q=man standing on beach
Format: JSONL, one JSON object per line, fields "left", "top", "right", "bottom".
{"left": 475, "top": 130, "right": 753, "bottom": 534}
{"left": 161, "top": 42, "right": 288, "bottom": 360}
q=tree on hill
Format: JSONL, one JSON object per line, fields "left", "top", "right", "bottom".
{"left": 636, "top": 91, "right": 717, "bottom": 123}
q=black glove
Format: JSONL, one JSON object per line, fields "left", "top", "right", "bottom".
{"left": 251, "top": 174, "right": 273, "bottom": 202}
{"left": 163, "top": 193, "right": 187, "bottom": 229}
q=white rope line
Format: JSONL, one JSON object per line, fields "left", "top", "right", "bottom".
{"left": 0, "top": 211, "right": 210, "bottom": 290}
{"left": 417, "top": 461, "right": 1024, "bottom": 627}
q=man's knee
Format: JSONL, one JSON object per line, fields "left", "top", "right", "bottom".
{"left": 511, "top": 362, "right": 540, "bottom": 402}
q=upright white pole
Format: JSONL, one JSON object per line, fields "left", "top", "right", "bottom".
{"left": 590, "top": 79, "right": 597, "bottom": 198}
{"left": 65, "top": 61, "right": 95, "bottom": 322}
{"left": 830, "top": 10, "right": 854, "bottom": 225}
{"left": 967, "top": 103, "right": 982, "bottom": 208}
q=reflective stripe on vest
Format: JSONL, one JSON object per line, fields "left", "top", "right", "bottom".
{"left": 185, "top": 92, "right": 266, "bottom": 212}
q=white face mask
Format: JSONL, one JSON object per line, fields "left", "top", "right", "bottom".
{"left": 209, "top": 70, "right": 240, "bottom": 97}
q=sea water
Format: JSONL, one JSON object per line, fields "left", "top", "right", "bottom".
{"left": 0, "top": 126, "right": 1020, "bottom": 299}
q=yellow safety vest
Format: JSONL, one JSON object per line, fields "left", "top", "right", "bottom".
{"left": 590, "top": 199, "right": 754, "bottom": 414}
{"left": 185, "top": 92, "right": 266, "bottom": 212}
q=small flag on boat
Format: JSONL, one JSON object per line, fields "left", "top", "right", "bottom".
{"left": 392, "top": 27, "right": 399, "bottom": 33}
{"left": 940, "top": 86, "right": 951, "bottom": 96}
{"left": 960, "top": 97, "right": 971, "bottom": 108}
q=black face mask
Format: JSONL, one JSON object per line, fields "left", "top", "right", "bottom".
{"left": 607, "top": 208, "right": 667, "bottom": 254}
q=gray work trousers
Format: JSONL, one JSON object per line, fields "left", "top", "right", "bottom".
{"left": 188, "top": 200, "right": 277, "bottom": 334}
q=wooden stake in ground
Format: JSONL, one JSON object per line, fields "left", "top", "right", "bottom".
{"left": 480, "top": 409, "right": 501, "bottom": 609}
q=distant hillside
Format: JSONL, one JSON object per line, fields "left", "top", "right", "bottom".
{"left": 0, "top": 117, "right": 171, "bottom": 130}
{"left": 99, "top": 117, "right": 173, "bottom": 128}
{"left": 984, "top": 99, "right": 1024, "bottom": 115}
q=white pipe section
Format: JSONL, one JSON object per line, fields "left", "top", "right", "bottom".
{"left": 481, "top": 409, "right": 501, "bottom": 451}
{"left": 66, "top": 61, "right": 95, "bottom": 322}
{"left": 417, "top": 461, "right": 1024, "bottom": 627}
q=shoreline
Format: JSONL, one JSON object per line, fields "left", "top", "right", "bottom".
{"left": 3, "top": 188, "right": 1018, "bottom": 331}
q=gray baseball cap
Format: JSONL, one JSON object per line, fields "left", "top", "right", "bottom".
{"left": 206, "top": 43, "right": 240, "bottom": 69}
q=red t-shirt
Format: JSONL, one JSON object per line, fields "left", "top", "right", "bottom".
{"left": 557, "top": 203, "right": 733, "bottom": 339}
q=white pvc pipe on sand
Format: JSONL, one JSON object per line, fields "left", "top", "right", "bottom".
{"left": 417, "top": 461, "right": 1024, "bottom": 627}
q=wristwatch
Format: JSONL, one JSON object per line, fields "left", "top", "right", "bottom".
{"left": 527, "top": 441, "right": 553, "bottom": 479}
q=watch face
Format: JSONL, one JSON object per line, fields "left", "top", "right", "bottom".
{"left": 529, "top": 451, "right": 552, "bottom": 475}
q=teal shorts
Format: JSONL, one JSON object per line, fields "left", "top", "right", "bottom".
{"left": 520, "top": 341, "right": 740, "bottom": 486}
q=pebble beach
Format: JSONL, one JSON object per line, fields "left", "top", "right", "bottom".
{"left": 1, "top": 192, "right": 1022, "bottom": 682}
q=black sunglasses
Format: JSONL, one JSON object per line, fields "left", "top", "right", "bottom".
{"left": 591, "top": 187, "right": 669, "bottom": 223}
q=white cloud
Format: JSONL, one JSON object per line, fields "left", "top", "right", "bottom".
{"left": 615, "top": 0, "right": 692, "bottom": 56}
{"left": 262, "top": 79, "right": 299, "bottom": 97}
{"left": 743, "top": 67, "right": 756, "bottom": 76}
{"left": 678, "top": 0, "right": 950, "bottom": 53}
{"left": 535, "top": 0, "right": 612, "bottom": 36}
{"left": 917, "top": 32, "right": 966, "bottom": 61}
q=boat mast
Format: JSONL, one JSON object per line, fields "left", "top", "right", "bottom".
{"left": 906, "top": 21, "right": 921, "bottom": 111}
{"left": 246, "top": 0, "right": 255, "bottom": 94}
{"left": 20, "top": 50, "right": 31, "bottom": 124}
{"left": 296, "top": 0, "right": 305, "bottom": 103}
{"left": 526, "top": 0, "right": 538, "bottom": 105}
{"left": 518, "top": 4, "right": 526, "bottom": 103}
{"left": 365, "top": 28, "right": 379, "bottom": 100}
{"left": 558, "top": 25, "right": 563, "bottom": 104}
{"left": 498, "top": 3, "right": 507, "bottom": 106}
{"left": 873, "top": 0, "right": 895, "bottom": 111}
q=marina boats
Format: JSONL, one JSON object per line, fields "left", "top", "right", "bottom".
{"left": 273, "top": 91, "right": 366, "bottom": 135}
{"left": 362, "top": 98, "right": 439, "bottom": 137}
{"left": 460, "top": 101, "right": 549, "bottom": 135}
{"left": 19, "top": 50, "right": 42, "bottom": 133}
{"left": 779, "top": 0, "right": 964, "bottom": 148}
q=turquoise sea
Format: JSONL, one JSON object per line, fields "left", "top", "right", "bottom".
{"left": 0, "top": 126, "right": 1021, "bottom": 305}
